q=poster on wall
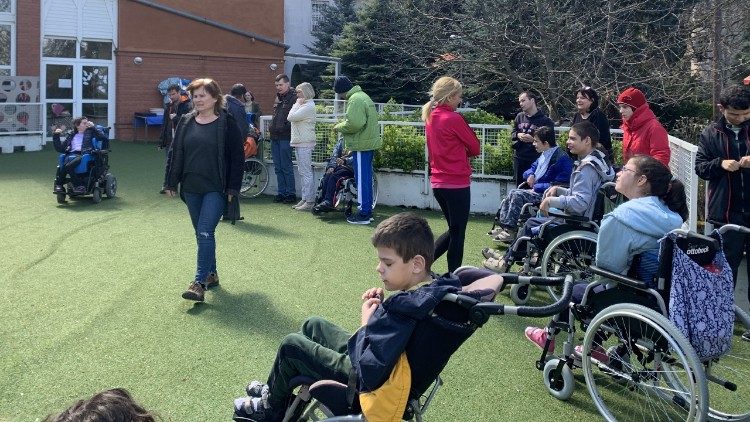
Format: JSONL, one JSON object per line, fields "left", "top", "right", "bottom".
{"left": 0, "top": 76, "right": 42, "bottom": 134}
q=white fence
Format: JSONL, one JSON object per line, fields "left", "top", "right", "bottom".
{"left": 0, "top": 103, "right": 45, "bottom": 153}
{"left": 258, "top": 115, "right": 699, "bottom": 229}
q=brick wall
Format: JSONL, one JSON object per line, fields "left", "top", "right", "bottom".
{"left": 16, "top": 0, "right": 40, "bottom": 77}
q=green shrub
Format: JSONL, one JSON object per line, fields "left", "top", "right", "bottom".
{"left": 374, "top": 125, "right": 425, "bottom": 172}
{"left": 462, "top": 109, "right": 506, "bottom": 125}
{"left": 475, "top": 129, "right": 513, "bottom": 175}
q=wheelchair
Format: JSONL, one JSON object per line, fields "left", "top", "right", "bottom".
{"left": 531, "top": 224, "right": 750, "bottom": 421}
{"left": 311, "top": 171, "right": 378, "bottom": 217}
{"left": 54, "top": 126, "right": 116, "bottom": 204}
{"left": 493, "top": 182, "right": 618, "bottom": 306}
{"left": 239, "top": 128, "right": 270, "bottom": 199}
{"left": 260, "top": 270, "right": 574, "bottom": 422}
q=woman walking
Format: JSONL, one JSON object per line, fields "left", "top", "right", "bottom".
{"left": 287, "top": 82, "right": 317, "bottom": 211}
{"left": 423, "top": 76, "right": 481, "bottom": 272}
{"left": 165, "top": 78, "right": 245, "bottom": 302}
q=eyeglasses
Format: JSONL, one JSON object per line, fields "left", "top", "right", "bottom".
{"left": 620, "top": 167, "right": 637, "bottom": 174}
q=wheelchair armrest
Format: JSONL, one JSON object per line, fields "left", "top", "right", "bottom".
{"left": 547, "top": 210, "right": 588, "bottom": 222}
{"left": 308, "top": 380, "right": 356, "bottom": 417}
{"left": 588, "top": 265, "right": 647, "bottom": 290}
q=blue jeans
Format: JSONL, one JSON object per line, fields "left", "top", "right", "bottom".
{"left": 271, "top": 139, "right": 295, "bottom": 197}
{"left": 183, "top": 191, "right": 225, "bottom": 284}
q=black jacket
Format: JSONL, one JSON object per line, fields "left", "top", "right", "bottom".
{"left": 159, "top": 98, "right": 192, "bottom": 148}
{"left": 270, "top": 89, "right": 297, "bottom": 140}
{"left": 165, "top": 110, "right": 245, "bottom": 196}
{"left": 572, "top": 107, "right": 612, "bottom": 155}
{"left": 696, "top": 117, "right": 750, "bottom": 223}
{"left": 53, "top": 126, "right": 108, "bottom": 153}
{"left": 511, "top": 110, "right": 555, "bottom": 160}
{"left": 225, "top": 95, "right": 250, "bottom": 140}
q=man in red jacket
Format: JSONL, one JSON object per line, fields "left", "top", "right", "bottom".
{"left": 617, "top": 87, "right": 670, "bottom": 167}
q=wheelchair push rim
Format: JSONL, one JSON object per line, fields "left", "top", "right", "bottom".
{"left": 240, "top": 158, "right": 269, "bottom": 198}
{"left": 540, "top": 230, "right": 598, "bottom": 302}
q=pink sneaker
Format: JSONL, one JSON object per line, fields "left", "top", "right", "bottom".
{"left": 525, "top": 327, "right": 554, "bottom": 354}
{"left": 574, "top": 345, "right": 609, "bottom": 364}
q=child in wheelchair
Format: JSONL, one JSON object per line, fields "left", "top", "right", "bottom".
{"left": 524, "top": 155, "right": 688, "bottom": 361}
{"left": 483, "top": 121, "right": 615, "bottom": 273}
{"left": 52, "top": 116, "right": 109, "bottom": 195}
{"left": 312, "top": 138, "right": 354, "bottom": 214}
{"left": 489, "top": 126, "right": 573, "bottom": 242}
{"left": 232, "top": 213, "right": 503, "bottom": 421}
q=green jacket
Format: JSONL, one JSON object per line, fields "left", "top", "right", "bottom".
{"left": 334, "top": 86, "right": 382, "bottom": 151}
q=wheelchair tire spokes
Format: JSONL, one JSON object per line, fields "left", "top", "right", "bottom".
{"left": 582, "top": 304, "right": 708, "bottom": 422}
{"left": 541, "top": 231, "right": 597, "bottom": 302}
{"left": 239, "top": 158, "right": 269, "bottom": 198}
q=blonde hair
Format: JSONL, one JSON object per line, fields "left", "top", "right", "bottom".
{"left": 421, "top": 76, "right": 462, "bottom": 122}
{"left": 187, "top": 78, "right": 224, "bottom": 115}
{"left": 296, "top": 82, "right": 316, "bottom": 100}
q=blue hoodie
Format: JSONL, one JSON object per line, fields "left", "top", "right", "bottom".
{"left": 595, "top": 196, "right": 683, "bottom": 275}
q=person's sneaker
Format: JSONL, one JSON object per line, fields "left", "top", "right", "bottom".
{"left": 205, "top": 272, "right": 220, "bottom": 289}
{"left": 488, "top": 227, "right": 505, "bottom": 237}
{"left": 292, "top": 199, "right": 306, "bottom": 209}
{"left": 482, "top": 247, "right": 503, "bottom": 260}
{"left": 283, "top": 195, "right": 298, "bottom": 204}
{"left": 314, "top": 200, "right": 334, "bottom": 213}
{"left": 296, "top": 201, "right": 315, "bottom": 211}
{"left": 233, "top": 394, "right": 280, "bottom": 422}
{"left": 182, "top": 282, "right": 205, "bottom": 302}
{"left": 525, "top": 326, "right": 554, "bottom": 354}
{"left": 245, "top": 380, "right": 269, "bottom": 397}
{"left": 742, "top": 331, "right": 750, "bottom": 342}
{"left": 482, "top": 256, "right": 508, "bottom": 273}
{"left": 54, "top": 185, "right": 64, "bottom": 193}
{"left": 574, "top": 345, "right": 610, "bottom": 364}
{"left": 73, "top": 185, "right": 86, "bottom": 194}
{"left": 273, "top": 195, "right": 284, "bottom": 203}
{"left": 347, "top": 212, "right": 373, "bottom": 225}
{"left": 159, "top": 187, "right": 166, "bottom": 194}
{"left": 494, "top": 229, "right": 517, "bottom": 243}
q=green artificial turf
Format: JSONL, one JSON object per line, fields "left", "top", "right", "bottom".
{"left": 0, "top": 142, "right": 606, "bottom": 421}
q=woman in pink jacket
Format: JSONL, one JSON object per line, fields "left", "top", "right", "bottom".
{"left": 617, "top": 87, "right": 671, "bottom": 166}
{"left": 423, "top": 76, "right": 481, "bottom": 272}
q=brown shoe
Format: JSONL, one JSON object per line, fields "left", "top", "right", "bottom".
{"left": 205, "top": 272, "right": 220, "bottom": 289}
{"left": 182, "top": 282, "right": 205, "bottom": 301}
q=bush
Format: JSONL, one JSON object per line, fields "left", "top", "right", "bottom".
{"left": 374, "top": 124, "right": 425, "bottom": 172}
{"left": 475, "top": 129, "right": 513, "bottom": 175}
{"left": 462, "top": 109, "right": 506, "bottom": 125}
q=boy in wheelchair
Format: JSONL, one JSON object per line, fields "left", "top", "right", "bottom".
{"left": 524, "top": 155, "right": 688, "bottom": 361}
{"left": 489, "top": 126, "right": 573, "bottom": 242}
{"left": 52, "top": 117, "right": 109, "bottom": 194}
{"left": 483, "top": 121, "right": 615, "bottom": 273}
{"left": 232, "top": 213, "right": 502, "bottom": 421}
{"left": 312, "top": 138, "right": 354, "bottom": 214}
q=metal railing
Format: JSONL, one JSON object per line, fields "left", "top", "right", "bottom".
{"left": 259, "top": 115, "right": 698, "bottom": 230}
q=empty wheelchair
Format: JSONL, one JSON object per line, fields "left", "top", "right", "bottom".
{"left": 53, "top": 125, "right": 116, "bottom": 204}
{"left": 532, "top": 225, "right": 750, "bottom": 421}
{"left": 265, "top": 271, "right": 573, "bottom": 422}
{"left": 239, "top": 134, "right": 270, "bottom": 199}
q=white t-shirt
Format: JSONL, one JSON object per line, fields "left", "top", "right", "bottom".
{"left": 70, "top": 133, "right": 84, "bottom": 152}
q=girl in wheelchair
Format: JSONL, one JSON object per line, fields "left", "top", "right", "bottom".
{"left": 524, "top": 155, "right": 687, "bottom": 361}
{"left": 52, "top": 117, "right": 109, "bottom": 194}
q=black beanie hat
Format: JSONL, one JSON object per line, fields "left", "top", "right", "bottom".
{"left": 333, "top": 76, "right": 354, "bottom": 94}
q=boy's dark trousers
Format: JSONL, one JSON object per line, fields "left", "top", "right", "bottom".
{"left": 266, "top": 316, "right": 353, "bottom": 409}
{"left": 322, "top": 166, "right": 354, "bottom": 203}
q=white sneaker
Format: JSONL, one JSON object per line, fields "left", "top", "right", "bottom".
{"left": 292, "top": 199, "right": 306, "bottom": 209}
{"left": 296, "top": 201, "right": 315, "bottom": 211}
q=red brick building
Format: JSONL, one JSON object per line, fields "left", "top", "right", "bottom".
{"left": 15, "top": 0, "right": 286, "bottom": 140}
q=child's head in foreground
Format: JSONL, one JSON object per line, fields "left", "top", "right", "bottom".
{"left": 43, "top": 388, "right": 157, "bottom": 422}
{"left": 371, "top": 213, "right": 435, "bottom": 291}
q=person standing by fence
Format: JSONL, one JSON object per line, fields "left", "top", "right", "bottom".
{"left": 288, "top": 82, "right": 317, "bottom": 211}
{"left": 423, "top": 76, "right": 480, "bottom": 272}
{"left": 270, "top": 74, "right": 298, "bottom": 204}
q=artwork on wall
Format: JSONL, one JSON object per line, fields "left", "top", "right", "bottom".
{"left": 0, "top": 76, "right": 41, "bottom": 134}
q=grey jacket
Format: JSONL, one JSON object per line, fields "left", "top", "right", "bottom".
{"left": 548, "top": 149, "right": 614, "bottom": 219}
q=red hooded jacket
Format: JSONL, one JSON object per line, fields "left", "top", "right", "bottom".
{"left": 621, "top": 105, "right": 670, "bottom": 166}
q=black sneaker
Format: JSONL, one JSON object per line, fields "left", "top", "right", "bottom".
{"left": 245, "top": 380, "right": 269, "bottom": 397}
{"left": 182, "top": 282, "right": 205, "bottom": 301}
{"left": 282, "top": 195, "right": 298, "bottom": 204}
{"left": 273, "top": 195, "right": 284, "bottom": 203}
{"left": 346, "top": 212, "right": 373, "bottom": 225}
{"left": 233, "top": 394, "right": 281, "bottom": 422}
{"left": 314, "top": 200, "right": 334, "bottom": 213}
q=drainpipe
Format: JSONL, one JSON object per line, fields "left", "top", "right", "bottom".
{"left": 128, "top": 0, "right": 289, "bottom": 50}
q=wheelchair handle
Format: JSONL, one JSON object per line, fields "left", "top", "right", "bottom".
{"left": 716, "top": 223, "right": 750, "bottom": 235}
{"left": 469, "top": 275, "right": 573, "bottom": 324}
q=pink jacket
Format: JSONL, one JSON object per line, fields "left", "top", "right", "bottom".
{"left": 621, "top": 105, "right": 670, "bottom": 166}
{"left": 426, "top": 104, "right": 481, "bottom": 188}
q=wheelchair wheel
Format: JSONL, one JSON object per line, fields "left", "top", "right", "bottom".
{"left": 104, "top": 173, "right": 117, "bottom": 198}
{"left": 543, "top": 358, "right": 575, "bottom": 400}
{"left": 703, "top": 307, "right": 750, "bottom": 421}
{"left": 540, "top": 230, "right": 597, "bottom": 302}
{"left": 56, "top": 192, "right": 67, "bottom": 204}
{"left": 92, "top": 187, "right": 102, "bottom": 203}
{"left": 239, "top": 158, "right": 269, "bottom": 198}
{"left": 582, "top": 303, "right": 708, "bottom": 422}
{"left": 510, "top": 283, "right": 530, "bottom": 305}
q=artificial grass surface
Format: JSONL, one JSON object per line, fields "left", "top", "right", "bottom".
{"left": 0, "top": 142, "right": 605, "bottom": 421}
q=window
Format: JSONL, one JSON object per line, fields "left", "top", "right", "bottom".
{"left": 0, "top": 0, "right": 10, "bottom": 13}
{"left": 0, "top": 0, "right": 12, "bottom": 75}
{"left": 311, "top": 0, "right": 328, "bottom": 32}
{"left": 43, "top": 38, "right": 76, "bottom": 58}
{"left": 80, "top": 40, "right": 112, "bottom": 60}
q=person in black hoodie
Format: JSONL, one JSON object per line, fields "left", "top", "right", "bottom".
{"left": 164, "top": 78, "right": 244, "bottom": 302}
{"left": 511, "top": 91, "right": 555, "bottom": 185}
{"left": 158, "top": 84, "right": 192, "bottom": 194}
{"left": 571, "top": 86, "right": 611, "bottom": 157}
{"left": 696, "top": 84, "right": 750, "bottom": 341}
{"left": 269, "top": 74, "right": 298, "bottom": 204}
